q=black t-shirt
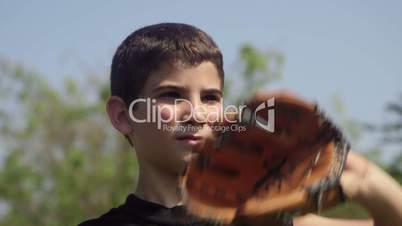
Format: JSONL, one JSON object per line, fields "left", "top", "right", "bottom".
{"left": 77, "top": 194, "right": 217, "bottom": 226}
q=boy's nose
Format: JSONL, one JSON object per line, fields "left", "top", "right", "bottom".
{"left": 181, "top": 99, "right": 208, "bottom": 125}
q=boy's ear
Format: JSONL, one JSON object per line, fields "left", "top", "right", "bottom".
{"left": 106, "top": 96, "right": 134, "bottom": 135}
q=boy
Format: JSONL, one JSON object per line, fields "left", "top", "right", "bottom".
{"left": 78, "top": 23, "right": 402, "bottom": 226}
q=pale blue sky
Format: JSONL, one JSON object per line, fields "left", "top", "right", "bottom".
{"left": 1, "top": 0, "right": 401, "bottom": 159}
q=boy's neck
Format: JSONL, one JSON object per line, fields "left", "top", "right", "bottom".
{"left": 134, "top": 160, "right": 182, "bottom": 208}
{"left": 134, "top": 161, "right": 293, "bottom": 226}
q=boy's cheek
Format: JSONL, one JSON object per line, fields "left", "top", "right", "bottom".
{"left": 207, "top": 106, "right": 222, "bottom": 123}
{"left": 157, "top": 104, "right": 176, "bottom": 122}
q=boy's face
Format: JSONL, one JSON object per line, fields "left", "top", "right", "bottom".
{"left": 130, "top": 61, "right": 223, "bottom": 174}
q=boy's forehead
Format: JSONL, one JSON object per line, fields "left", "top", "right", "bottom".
{"left": 143, "top": 61, "right": 222, "bottom": 93}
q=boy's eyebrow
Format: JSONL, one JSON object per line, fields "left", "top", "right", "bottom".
{"left": 152, "top": 85, "right": 185, "bottom": 94}
{"left": 152, "top": 85, "right": 222, "bottom": 96}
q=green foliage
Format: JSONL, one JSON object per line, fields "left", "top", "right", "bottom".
{"left": 325, "top": 94, "right": 402, "bottom": 220}
{"left": 388, "top": 156, "right": 402, "bottom": 184}
{"left": 0, "top": 60, "right": 137, "bottom": 226}
{"left": 363, "top": 94, "right": 402, "bottom": 183}
{"left": 329, "top": 94, "right": 362, "bottom": 142}
{"left": 323, "top": 201, "right": 370, "bottom": 219}
{"left": 226, "top": 43, "right": 284, "bottom": 102}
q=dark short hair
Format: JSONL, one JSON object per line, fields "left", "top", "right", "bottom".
{"left": 110, "top": 23, "right": 224, "bottom": 106}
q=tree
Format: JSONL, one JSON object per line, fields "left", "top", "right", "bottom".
{"left": 0, "top": 59, "right": 137, "bottom": 226}
{"left": 323, "top": 94, "right": 402, "bottom": 219}
{"left": 225, "top": 43, "right": 285, "bottom": 102}
{"left": 371, "top": 94, "right": 402, "bottom": 184}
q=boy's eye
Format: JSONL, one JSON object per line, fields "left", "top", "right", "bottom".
{"left": 202, "top": 94, "right": 220, "bottom": 103}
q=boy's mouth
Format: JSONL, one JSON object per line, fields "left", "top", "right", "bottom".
{"left": 175, "top": 134, "right": 202, "bottom": 147}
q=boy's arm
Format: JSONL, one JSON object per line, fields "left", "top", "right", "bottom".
{"left": 294, "top": 214, "right": 373, "bottom": 226}
{"left": 338, "top": 151, "right": 402, "bottom": 226}
{"left": 294, "top": 151, "right": 402, "bottom": 226}
{"left": 232, "top": 152, "right": 401, "bottom": 226}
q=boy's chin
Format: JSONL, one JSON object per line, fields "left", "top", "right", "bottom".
{"left": 182, "top": 150, "right": 198, "bottom": 163}
{"left": 175, "top": 150, "right": 198, "bottom": 175}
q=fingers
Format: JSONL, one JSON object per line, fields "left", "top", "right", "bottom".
{"left": 340, "top": 151, "right": 371, "bottom": 200}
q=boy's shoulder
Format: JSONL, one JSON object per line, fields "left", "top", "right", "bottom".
{"left": 76, "top": 194, "right": 145, "bottom": 226}
{"left": 77, "top": 206, "right": 138, "bottom": 226}
{"left": 77, "top": 193, "right": 211, "bottom": 226}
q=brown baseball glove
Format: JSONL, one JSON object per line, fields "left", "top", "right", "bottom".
{"left": 179, "top": 90, "right": 351, "bottom": 225}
